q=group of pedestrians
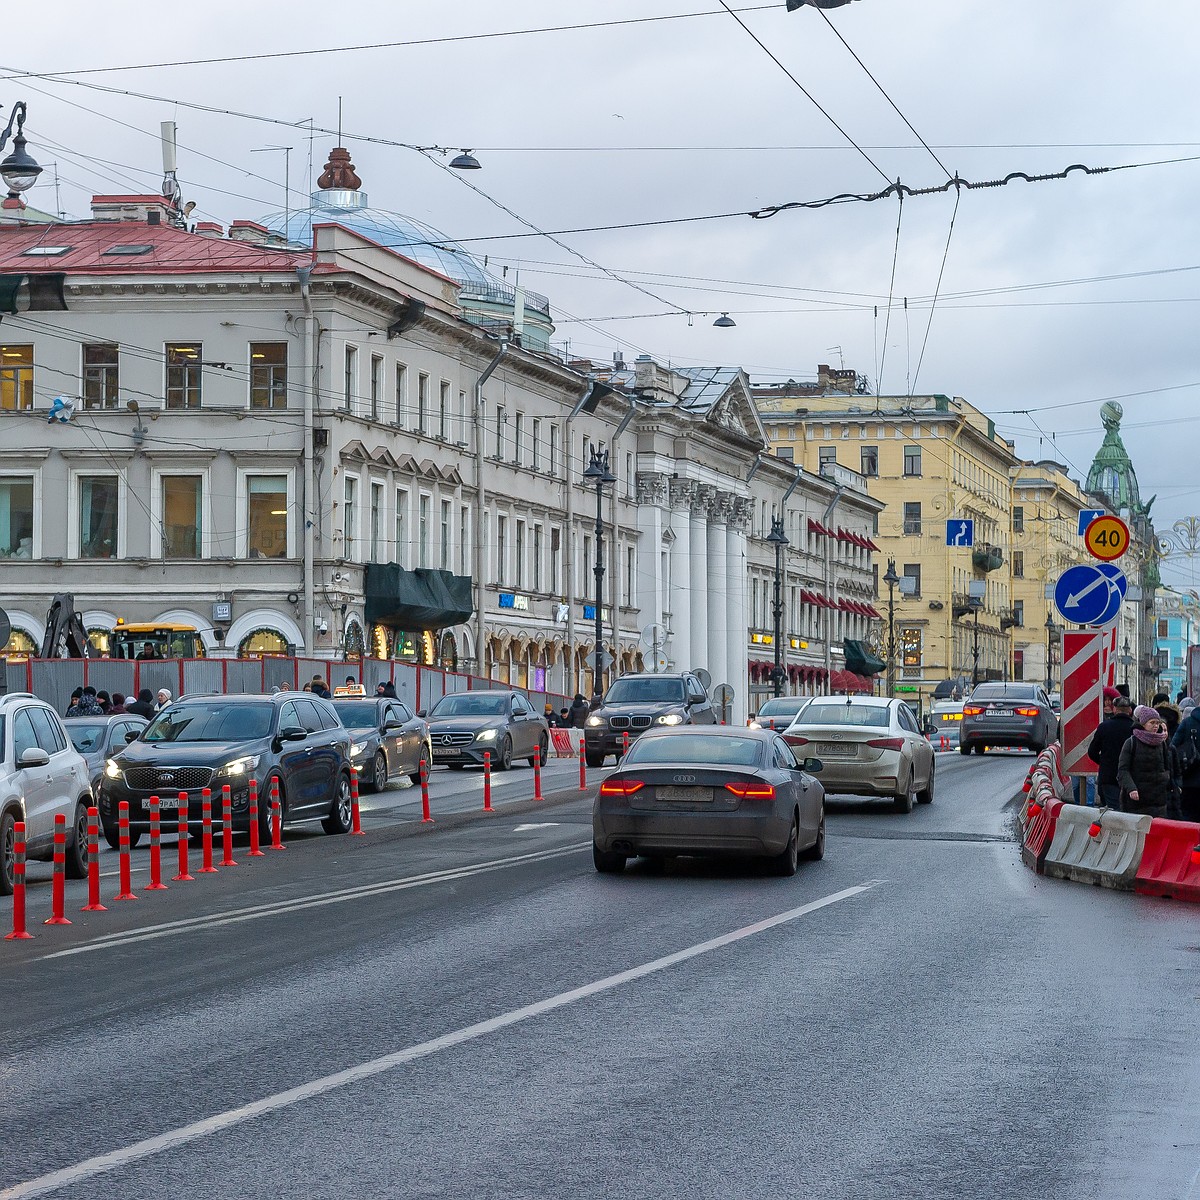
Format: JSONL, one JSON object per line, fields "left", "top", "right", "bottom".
{"left": 64, "top": 685, "right": 171, "bottom": 718}
{"left": 1086, "top": 687, "right": 1200, "bottom": 820}
{"left": 544, "top": 694, "right": 591, "bottom": 729}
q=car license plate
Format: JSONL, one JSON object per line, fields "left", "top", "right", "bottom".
{"left": 154, "top": 797, "right": 180, "bottom": 811}
{"left": 656, "top": 786, "right": 713, "bottom": 804}
{"left": 433, "top": 747, "right": 460, "bottom": 758}
{"left": 984, "top": 710, "right": 1013, "bottom": 717}
{"left": 815, "top": 742, "right": 856, "bottom": 756}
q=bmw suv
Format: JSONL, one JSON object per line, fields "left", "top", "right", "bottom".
{"left": 583, "top": 672, "right": 715, "bottom": 768}
{"left": 99, "top": 693, "right": 354, "bottom": 845}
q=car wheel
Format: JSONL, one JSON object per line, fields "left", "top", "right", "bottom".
{"left": 959, "top": 744, "right": 972, "bottom": 757}
{"left": 593, "top": 841, "right": 626, "bottom": 874}
{"left": 801, "top": 806, "right": 826, "bottom": 861}
{"left": 974, "top": 743, "right": 987, "bottom": 756}
{"left": 259, "top": 775, "right": 284, "bottom": 843}
{"left": 321, "top": 772, "right": 354, "bottom": 834}
{"left": 368, "top": 751, "right": 388, "bottom": 794}
{"left": 409, "top": 744, "right": 430, "bottom": 786}
{"left": 585, "top": 750, "right": 605, "bottom": 770}
{"left": 768, "top": 812, "right": 800, "bottom": 876}
{"left": 65, "top": 802, "right": 89, "bottom": 879}
{"left": 0, "top": 809, "right": 15, "bottom": 897}
{"left": 495, "top": 736, "right": 513, "bottom": 771}
{"left": 894, "top": 773, "right": 915, "bottom": 814}
{"left": 917, "top": 761, "right": 935, "bottom": 805}
{"left": 529, "top": 736, "right": 548, "bottom": 768}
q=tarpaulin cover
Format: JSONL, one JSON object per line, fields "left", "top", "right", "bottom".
{"left": 843, "top": 638, "right": 885, "bottom": 677}
{"left": 364, "top": 564, "right": 474, "bottom": 630}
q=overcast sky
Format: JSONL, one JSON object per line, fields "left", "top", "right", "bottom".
{"left": 4, "top": 1, "right": 1198, "bottom": 587}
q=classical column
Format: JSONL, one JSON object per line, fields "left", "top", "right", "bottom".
{"left": 635, "top": 473, "right": 669, "bottom": 666}
{"left": 707, "top": 494, "right": 731, "bottom": 692}
{"left": 668, "top": 479, "right": 694, "bottom": 672}
{"left": 726, "top": 499, "right": 751, "bottom": 724}
{"left": 688, "top": 486, "right": 713, "bottom": 674}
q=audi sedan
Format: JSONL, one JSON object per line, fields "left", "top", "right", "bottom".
{"left": 783, "top": 695, "right": 935, "bottom": 813}
{"left": 423, "top": 691, "right": 549, "bottom": 771}
{"left": 592, "top": 726, "right": 826, "bottom": 876}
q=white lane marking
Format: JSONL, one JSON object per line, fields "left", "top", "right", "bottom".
{"left": 513, "top": 823, "right": 561, "bottom": 831}
{"left": 1, "top": 881, "right": 878, "bottom": 1199}
{"left": 38, "top": 843, "right": 591, "bottom": 961}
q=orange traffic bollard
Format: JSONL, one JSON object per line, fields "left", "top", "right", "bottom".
{"left": 579, "top": 754, "right": 587, "bottom": 791}
{"left": 483, "top": 751, "right": 492, "bottom": 812}
{"left": 82, "top": 806, "right": 106, "bottom": 911}
{"left": 221, "top": 784, "right": 238, "bottom": 867}
{"left": 173, "top": 792, "right": 195, "bottom": 882}
{"left": 247, "top": 778, "right": 265, "bottom": 856}
{"left": 5, "top": 821, "right": 32, "bottom": 939}
{"left": 270, "top": 779, "right": 285, "bottom": 850}
{"left": 113, "top": 802, "right": 138, "bottom": 901}
{"left": 533, "top": 754, "right": 543, "bottom": 802}
{"left": 199, "top": 788, "right": 217, "bottom": 873}
{"left": 420, "top": 761, "right": 433, "bottom": 823}
{"left": 44, "top": 813, "right": 71, "bottom": 925}
{"left": 145, "top": 795, "right": 167, "bottom": 891}
{"left": 350, "top": 767, "right": 365, "bottom": 835}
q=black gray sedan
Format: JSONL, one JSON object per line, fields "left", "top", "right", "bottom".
{"left": 422, "top": 691, "right": 549, "bottom": 771}
{"left": 64, "top": 713, "right": 149, "bottom": 795}
{"left": 960, "top": 682, "right": 1059, "bottom": 755}
{"left": 592, "top": 726, "right": 826, "bottom": 876}
{"left": 331, "top": 696, "right": 431, "bottom": 791}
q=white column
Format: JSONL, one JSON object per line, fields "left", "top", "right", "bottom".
{"left": 635, "top": 475, "right": 668, "bottom": 667}
{"left": 688, "top": 491, "right": 710, "bottom": 674}
{"left": 707, "top": 499, "right": 729, "bottom": 691}
{"left": 668, "top": 481, "right": 693, "bottom": 672}
{"left": 726, "top": 503, "right": 749, "bottom": 724}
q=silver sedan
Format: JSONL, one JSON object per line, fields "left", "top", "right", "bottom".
{"left": 422, "top": 690, "right": 549, "bottom": 771}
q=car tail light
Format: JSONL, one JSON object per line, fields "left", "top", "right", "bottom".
{"left": 1015, "top": 707, "right": 1040, "bottom": 718}
{"left": 599, "top": 778, "right": 644, "bottom": 797}
{"left": 783, "top": 734, "right": 809, "bottom": 746}
{"left": 866, "top": 737, "right": 905, "bottom": 751}
{"left": 963, "top": 705, "right": 984, "bottom": 716}
{"left": 725, "top": 781, "right": 776, "bottom": 800}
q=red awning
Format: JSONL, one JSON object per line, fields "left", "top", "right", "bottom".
{"left": 866, "top": 537, "right": 880, "bottom": 552}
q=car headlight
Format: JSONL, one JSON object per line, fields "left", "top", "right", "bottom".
{"left": 350, "top": 740, "right": 368, "bottom": 758}
{"left": 475, "top": 728, "right": 498, "bottom": 742}
{"left": 586, "top": 714, "right": 604, "bottom": 727}
{"left": 218, "top": 754, "right": 260, "bottom": 779}
{"left": 104, "top": 758, "right": 122, "bottom": 779}
{"left": 655, "top": 713, "right": 684, "bottom": 726}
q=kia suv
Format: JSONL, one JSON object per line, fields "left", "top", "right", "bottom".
{"left": 583, "top": 673, "right": 715, "bottom": 769}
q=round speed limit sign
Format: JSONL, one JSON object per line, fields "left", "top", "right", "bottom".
{"left": 1084, "top": 514, "right": 1130, "bottom": 561}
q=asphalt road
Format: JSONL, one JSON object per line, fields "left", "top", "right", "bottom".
{"left": 2, "top": 750, "right": 1198, "bottom": 1199}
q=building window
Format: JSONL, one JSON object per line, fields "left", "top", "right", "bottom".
{"left": 549, "top": 424, "right": 559, "bottom": 476}
{"left": 343, "top": 476, "right": 358, "bottom": 560}
{"left": 902, "top": 563, "right": 921, "bottom": 598}
{"left": 418, "top": 495, "right": 430, "bottom": 568}
{"left": 440, "top": 499, "right": 451, "bottom": 570}
{"left": 497, "top": 514, "right": 508, "bottom": 585}
{"left": 1012, "top": 505, "right": 1024, "bottom": 534}
{"left": 776, "top": 446, "right": 794, "bottom": 462}
{"left": 417, "top": 373, "right": 429, "bottom": 434}
{"left": 165, "top": 344, "right": 202, "bottom": 409}
{"left": 83, "top": 344, "right": 119, "bottom": 410}
{"left": 900, "top": 627, "right": 922, "bottom": 675}
{"left": 818, "top": 446, "right": 837, "bottom": 468}
{"left": 247, "top": 475, "right": 288, "bottom": 558}
{"left": 439, "top": 381, "right": 450, "bottom": 440}
{"left": 531, "top": 419, "right": 541, "bottom": 471}
{"left": 342, "top": 345, "right": 357, "bottom": 413}
{"left": 0, "top": 477, "right": 34, "bottom": 558}
{"left": 0, "top": 345, "right": 33, "bottom": 410}
{"left": 860, "top": 446, "right": 878, "bottom": 477}
{"left": 1013, "top": 649, "right": 1025, "bottom": 680}
{"left": 532, "top": 525, "right": 543, "bottom": 592}
{"left": 495, "top": 406, "right": 506, "bottom": 459}
{"left": 903, "top": 502, "right": 922, "bottom": 536}
{"left": 1012, "top": 550, "right": 1024, "bottom": 578}
{"left": 551, "top": 527, "right": 561, "bottom": 594}
{"left": 513, "top": 412, "right": 524, "bottom": 465}
{"left": 249, "top": 343, "right": 287, "bottom": 410}
{"left": 903, "top": 445, "right": 922, "bottom": 477}
{"left": 370, "top": 482, "right": 383, "bottom": 561}
{"left": 161, "top": 475, "right": 201, "bottom": 558}
{"left": 394, "top": 363, "right": 408, "bottom": 425}
{"left": 370, "top": 355, "right": 383, "bottom": 421}
{"left": 460, "top": 506, "right": 470, "bottom": 576}
{"left": 1158, "top": 618, "right": 1170, "bottom": 639}
{"left": 79, "top": 475, "right": 119, "bottom": 559}
{"left": 515, "top": 519, "right": 526, "bottom": 587}
{"left": 1013, "top": 599, "right": 1024, "bottom": 627}
{"left": 395, "top": 488, "right": 408, "bottom": 568}
{"left": 626, "top": 546, "right": 635, "bottom": 607}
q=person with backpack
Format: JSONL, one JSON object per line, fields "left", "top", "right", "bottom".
{"left": 1171, "top": 700, "right": 1200, "bottom": 822}
{"left": 1117, "top": 706, "right": 1181, "bottom": 819}
{"left": 1087, "top": 694, "right": 1135, "bottom": 810}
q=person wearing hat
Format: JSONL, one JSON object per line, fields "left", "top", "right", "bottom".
{"left": 127, "top": 688, "right": 156, "bottom": 719}
{"left": 310, "top": 674, "right": 331, "bottom": 699}
{"left": 1117, "top": 706, "right": 1181, "bottom": 819}
{"left": 155, "top": 688, "right": 173, "bottom": 711}
{"left": 1087, "top": 694, "right": 1135, "bottom": 810}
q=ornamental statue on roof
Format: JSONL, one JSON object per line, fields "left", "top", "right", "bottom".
{"left": 1085, "top": 401, "right": 1153, "bottom": 517}
{"left": 316, "top": 147, "right": 361, "bottom": 191}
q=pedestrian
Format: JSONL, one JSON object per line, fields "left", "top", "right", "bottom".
{"left": 559, "top": 707, "right": 571, "bottom": 727}
{"left": 375, "top": 682, "right": 387, "bottom": 696}
{"left": 1086, "top": 694, "right": 1135, "bottom": 810}
{"left": 126, "top": 688, "right": 156, "bottom": 719}
{"left": 96, "top": 690, "right": 112, "bottom": 714}
{"left": 1172, "top": 700, "right": 1200, "bottom": 822}
{"left": 1117, "top": 706, "right": 1181, "bottom": 819}
{"left": 65, "top": 687, "right": 83, "bottom": 717}
{"left": 1178, "top": 690, "right": 1188, "bottom": 706}
{"left": 568, "top": 693, "right": 589, "bottom": 729}
{"left": 155, "top": 688, "right": 172, "bottom": 711}
{"left": 381, "top": 680, "right": 397, "bottom": 698}
{"left": 310, "top": 674, "right": 330, "bottom": 699}
{"left": 136, "top": 641, "right": 161, "bottom": 660}
{"left": 544, "top": 703, "right": 558, "bottom": 727}
{"left": 344, "top": 675, "right": 358, "bottom": 689}
{"left": 109, "top": 692, "right": 127, "bottom": 714}
{"left": 1151, "top": 692, "right": 1182, "bottom": 739}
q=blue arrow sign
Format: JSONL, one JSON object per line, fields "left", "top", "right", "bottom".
{"left": 946, "top": 519, "right": 974, "bottom": 547}
{"left": 1054, "top": 564, "right": 1126, "bottom": 626}
{"left": 1077, "top": 509, "right": 1105, "bottom": 536}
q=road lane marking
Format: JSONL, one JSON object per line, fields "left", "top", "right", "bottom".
{"left": 514, "top": 822, "right": 561, "bottom": 831}
{"left": 37, "top": 843, "right": 592, "bottom": 961}
{"left": 1, "top": 880, "right": 878, "bottom": 1199}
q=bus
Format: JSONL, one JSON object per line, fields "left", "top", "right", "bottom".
{"left": 110, "top": 621, "right": 206, "bottom": 660}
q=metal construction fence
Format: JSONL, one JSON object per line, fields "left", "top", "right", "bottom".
{"left": 5, "top": 657, "right": 575, "bottom": 722}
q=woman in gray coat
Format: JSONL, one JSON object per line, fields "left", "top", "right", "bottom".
{"left": 1117, "top": 706, "right": 1181, "bottom": 819}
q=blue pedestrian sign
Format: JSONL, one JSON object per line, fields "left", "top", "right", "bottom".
{"left": 1077, "top": 509, "right": 1106, "bottom": 537}
{"left": 946, "top": 519, "right": 974, "bottom": 548}
{"left": 1053, "top": 563, "right": 1127, "bottom": 627}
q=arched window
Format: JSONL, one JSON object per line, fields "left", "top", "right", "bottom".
{"left": 439, "top": 632, "right": 458, "bottom": 672}
{"left": 344, "top": 618, "right": 366, "bottom": 661}
{"left": 2, "top": 628, "right": 36, "bottom": 658}
{"left": 87, "top": 627, "right": 112, "bottom": 657}
{"left": 239, "top": 628, "right": 288, "bottom": 658}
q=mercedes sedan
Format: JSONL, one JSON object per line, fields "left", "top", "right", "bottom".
{"left": 592, "top": 726, "right": 826, "bottom": 876}
{"left": 423, "top": 691, "right": 549, "bottom": 771}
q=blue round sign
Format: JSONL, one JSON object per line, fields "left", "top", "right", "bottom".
{"left": 1054, "top": 564, "right": 1126, "bottom": 627}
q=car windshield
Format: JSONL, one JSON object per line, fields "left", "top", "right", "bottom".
{"left": 430, "top": 693, "right": 509, "bottom": 718}
{"left": 794, "top": 703, "right": 890, "bottom": 729}
{"left": 624, "top": 733, "right": 762, "bottom": 766}
{"left": 66, "top": 723, "right": 107, "bottom": 752}
{"left": 604, "top": 678, "right": 686, "bottom": 705}
{"left": 335, "top": 701, "right": 379, "bottom": 727}
{"left": 758, "top": 698, "right": 806, "bottom": 718}
{"left": 144, "top": 703, "right": 274, "bottom": 743}
{"left": 971, "top": 683, "right": 1037, "bottom": 700}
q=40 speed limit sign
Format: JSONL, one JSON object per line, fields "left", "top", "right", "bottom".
{"left": 1084, "top": 514, "right": 1130, "bottom": 561}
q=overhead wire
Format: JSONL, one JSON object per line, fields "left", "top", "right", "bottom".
{"left": 910, "top": 186, "right": 961, "bottom": 395}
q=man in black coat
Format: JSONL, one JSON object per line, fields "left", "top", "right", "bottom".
{"left": 1087, "top": 695, "right": 1134, "bottom": 810}
{"left": 126, "top": 688, "right": 157, "bottom": 719}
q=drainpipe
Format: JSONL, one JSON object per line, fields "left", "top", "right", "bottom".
{"left": 474, "top": 340, "right": 508, "bottom": 676}
{"left": 298, "top": 265, "right": 317, "bottom": 655}
{"left": 822, "top": 483, "right": 846, "bottom": 679}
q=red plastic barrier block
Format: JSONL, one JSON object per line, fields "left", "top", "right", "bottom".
{"left": 1022, "top": 799, "right": 1063, "bottom": 875}
{"left": 1135, "top": 818, "right": 1200, "bottom": 903}
{"left": 550, "top": 729, "right": 576, "bottom": 758}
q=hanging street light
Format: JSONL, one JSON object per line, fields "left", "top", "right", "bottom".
{"left": 713, "top": 313, "right": 736, "bottom": 328}
{"left": 449, "top": 150, "right": 482, "bottom": 171}
{"left": 0, "top": 102, "right": 42, "bottom": 200}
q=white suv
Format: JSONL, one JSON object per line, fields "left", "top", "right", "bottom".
{"left": 0, "top": 693, "right": 93, "bottom": 895}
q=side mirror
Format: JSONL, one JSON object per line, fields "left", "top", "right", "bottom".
{"left": 417, "top": 709, "right": 427, "bottom": 719}
{"left": 383, "top": 720, "right": 404, "bottom": 732}
{"left": 279, "top": 726, "right": 307, "bottom": 742}
{"left": 803, "top": 757, "right": 824, "bottom": 775}
{"left": 124, "top": 730, "right": 140, "bottom": 744}
{"left": 17, "top": 747, "right": 51, "bottom": 769}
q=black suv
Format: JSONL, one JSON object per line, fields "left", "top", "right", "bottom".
{"left": 99, "top": 693, "right": 353, "bottom": 845}
{"left": 583, "top": 672, "right": 715, "bottom": 768}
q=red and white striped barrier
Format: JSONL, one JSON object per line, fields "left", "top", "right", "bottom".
{"left": 5, "top": 822, "right": 31, "bottom": 940}
{"left": 44, "top": 814, "right": 71, "bottom": 926}
{"left": 82, "top": 806, "right": 107, "bottom": 912}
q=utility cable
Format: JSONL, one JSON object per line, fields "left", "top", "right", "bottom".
{"left": 874, "top": 192, "right": 904, "bottom": 398}
{"left": 910, "top": 185, "right": 961, "bottom": 396}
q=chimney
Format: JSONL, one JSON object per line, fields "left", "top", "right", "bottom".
{"left": 194, "top": 221, "right": 225, "bottom": 239}
{"left": 228, "top": 220, "right": 272, "bottom": 245}
{"left": 91, "top": 195, "right": 174, "bottom": 224}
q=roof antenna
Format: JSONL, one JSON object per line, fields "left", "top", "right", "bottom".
{"left": 160, "top": 121, "right": 188, "bottom": 229}
{"left": 337, "top": 96, "right": 342, "bottom": 145}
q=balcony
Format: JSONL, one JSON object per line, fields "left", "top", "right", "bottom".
{"left": 972, "top": 544, "right": 1004, "bottom": 573}
{"left": 818, "top": 460, "right": 869, "bottom": 495}
{"left": 999, "top": 608, "right": 1021, "bottom": 631}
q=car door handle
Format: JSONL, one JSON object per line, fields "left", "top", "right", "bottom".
{"left": 304, "top": 747, "right": 314, "bottom": 754}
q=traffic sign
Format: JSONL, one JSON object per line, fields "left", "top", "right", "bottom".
{"left": 946, "top": 519, "right": 974, "bottom": 547}
{"left": 1084, "top": 514, "right": 1130, "bottom": 561}
{"left": 1077, "top": 509, "right": 1106, "bottom": 536}
{"left": 1053, "top": 564, "right": 1126, "bottom": 627}
{"left": 1061, "top": 629, "right": 1104, "bottom": 774}
{"left": 1095, "top": 561, "right": 1128, "bottom": 599}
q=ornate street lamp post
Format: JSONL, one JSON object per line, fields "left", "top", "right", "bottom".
{"left": 766, "top": 517, "right": 789, "bottom": 698}
{"left": 1044, "top": 611, "right": 1057, "bottom": 692}
{"left": 0, "top": 102, "right": 42, "bottom": 200}
{"left": 882, "top": 558, "right": 899, "bottom": 697}
{"left": 583, "top": 446, "right": 616, "bottom": 698}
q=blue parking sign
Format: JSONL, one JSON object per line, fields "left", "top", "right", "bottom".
{"left": 946, "top": 519, "right": 974, "bottom": 548}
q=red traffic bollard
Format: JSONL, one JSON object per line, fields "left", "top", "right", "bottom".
{"left": 622, "top": 731, "right": 630, "bottom": 757}
{"left": 270, "top": 779, "right": 285, "bottom": 850}
{"left": 420, "top": 761, "right": 433, "bottom": 824}
{"left": 173, "top": 793, "right": 195, "bottom": 882}
{"left": 82, "top": 807, "right": 107, "bottom": 911}
{"left": 199, "top": 788, "right": 217, "bottom": 873}
{"left": 221, "top": 784, "right": 238, "bottom": 867}
{"left": 146, "top": 795, "right": 167, "bottom": 891}
{"left": 350, "top": 767, "right": 365, "bottom": 836}
{"left": 533, "top": 753, "right": 543, "bottom": 802}
{"left": 113, "top": 802, "right": 138, "bottom": 901}
{"left": 44, "top": 813, "right": 72, "bottom": 925}
{"left": 482, "top": 752, "right": 493, "bottom": 812}
{"left": 579, "top": 754, "right": 587, "bottom": 791}
{"left": 247, "top": 778, "right": 265, "bottom": 857}
{"left": 5, "top": 821, "right": 32, "bottom": 939}
{"left": 1026, "top": 801, "right": 1043, "bottom": 821}
{"left": 1088, "top": 820, "right": 1103, "bottom": 839}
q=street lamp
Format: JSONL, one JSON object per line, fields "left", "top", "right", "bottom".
{"left": 971, "top": 603, "right": 982, "bottom": 688}
{"left": 766, "top": 517, "right": 789, "bottom": 697}
{"left": 0, "top": 102, "right": 42, "bottom": 200}
{"left": 882, "top": 558, "right": 899, "bottom": 697}
{"left": 1044, "top": 611, "right": 1057, "bottom": 692}
{"left": 1120, "top": 637, "right": 1132, "bottom": 690}
{"left": 583, "top": 445, "right": 616, "bottom": 699}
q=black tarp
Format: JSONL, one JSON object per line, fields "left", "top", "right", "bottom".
{"left": 364, "top": 563, "right": 474, "bottom": 630}
{"left": 843, "top": 638, "right": 885, "bottom": 677}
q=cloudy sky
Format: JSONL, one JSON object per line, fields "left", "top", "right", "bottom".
{"left": 4, "top": 1, "right": 1198, "bottom": 585}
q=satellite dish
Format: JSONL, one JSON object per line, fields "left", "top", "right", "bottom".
{"left": 639, "top": 622, "right": 668, "bottom": 650}
{"left": 693, "top": 667, "right": 712, "bottom": 692}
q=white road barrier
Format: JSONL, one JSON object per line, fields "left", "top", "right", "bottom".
{"left": 1042, "top": 804, "right": 1153, "bottom": 889}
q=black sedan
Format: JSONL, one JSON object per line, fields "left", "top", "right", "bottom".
{"left": 423, "top": 691, "right": 549, "bottom": 770}
{"left": 591, "top": 726, "right": 826, "bottom": 876}
{"left": 332, "top": 696, "right": 431, "bottom": 792}
{"left": 64, "top": 713, "right": 149, "bottom": 795}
